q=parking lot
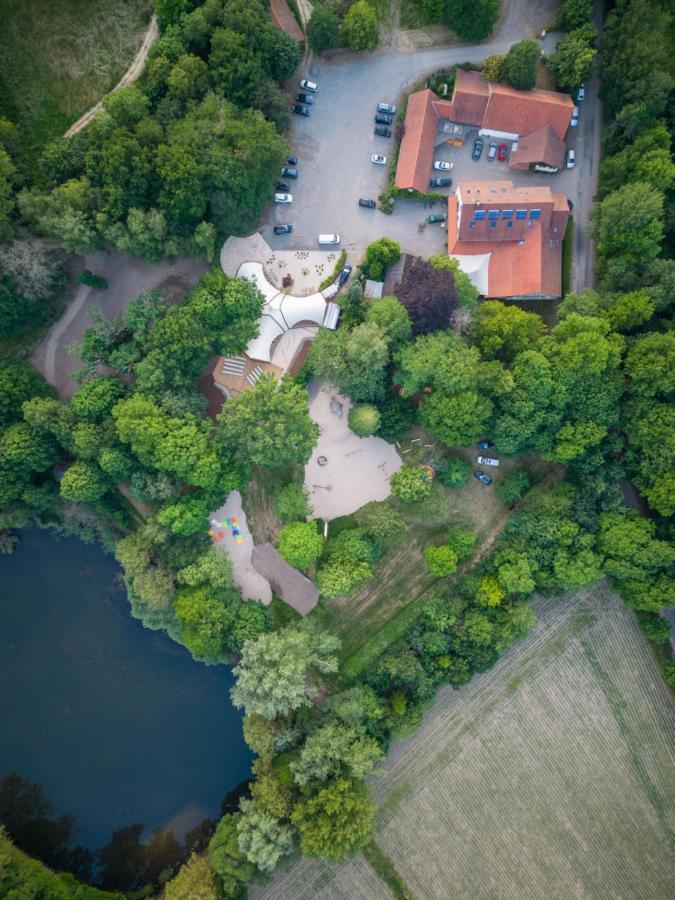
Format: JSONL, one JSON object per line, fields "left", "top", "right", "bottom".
{"left": 261, "top": 38, "right": 594, "bottom": 284}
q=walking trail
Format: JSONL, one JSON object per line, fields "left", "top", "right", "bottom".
{"left": 64, "top": 14, "right": 159, "bottom": 138}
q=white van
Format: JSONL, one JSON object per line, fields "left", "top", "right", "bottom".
{"left": 477, "top": 455, "right": 500, "bottom": 467}
{"left": 318, "top": 234, "right": 340, "bottom": 245}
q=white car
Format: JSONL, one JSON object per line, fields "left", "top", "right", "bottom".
{"left": 433, "top": 160, "right": 452, "bottom": 171}
{"left": 477, "top": 456, "right": 500, "bottom": 467}
{"left": 378, "top": 102, "right": 396, "bottom": 114}
{"left": 371, "top": 154, "right": 387, "bottom": 165}
{"left": 566, "top": 149, "right": 576, "bottom": 169}
{"left": 577, "top": 83, "right": 585, "bottom": 102}
{"left": 570, "top": 105, "right": 579, "bottom": 127}
{"left": 300, "top": 78, "right": 318, "bottom": 93}
{"left": 274, "top": 192, "right": 293, "bottom": 203}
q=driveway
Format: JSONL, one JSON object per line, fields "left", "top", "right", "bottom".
{"left": 263, "top": 4, "right": 600, "bottom": 292}
{"left": 32, "top": 250, "right": 208, "bottom": 397}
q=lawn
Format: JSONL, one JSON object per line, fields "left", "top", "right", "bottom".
{"left": 312, "top": 428, "right": 557, "bottom": 675}
{"left": 252, "top": 581, "right": 675, "bottom": 899}
{"left": 0, "top": 0, "right": 153, "bottom": 147}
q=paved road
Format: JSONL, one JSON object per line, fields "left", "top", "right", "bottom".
{"left": 265, "top": 15, "right": 599, "bottom": 289}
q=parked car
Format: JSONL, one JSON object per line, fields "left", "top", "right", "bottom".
{"left": 377, "top": 102, "right": 396, "bottom": 114}
{"left": 426, "top": 213, "right": 447, "bottom": 224}
{"left": 371, "top": 154, "right": 387, "bottom": 165}
{"left": 430, "top": 176, "right": 452, "bottom": 187}
{"left": 487, "top": 140, "right": 498, "bottom": 161}
{"left": 477, "top": 440, "right": 494, "bottom": 450}
{"left": 359, "top": 198, "right": 376, "bottom": 208}
{"left": 474, "top": 470, "right": 493, "bottom": 486}
{"left": 281, "top": 167, "right": 298, "bottom": 178}
{"left": 577, "top": 83, "right": 585, "bottom": 102}
{"left": 300, "top": 78, "right": 318, "bottom": 92}
{"left": 274, "top": 192, "right": 292, "bottom": 203}
{"left": 375, "top": 113, "right": 393, "bottom": 125}
{"left": 374, "top": 125, "right": 392, "bottom": 138}
{"left": 273, "top": 224, "right": 293, "bottom": 235}
{"left": 338, "top": 264, "right": 353, "bottom": 285}
{"left": 497, "top": 143, "right": 509, "bottom": 162}
{"left": 477, "top": 456, "right": 500, "bottom": 467}
{"left": 567, "top": 199, "right": 574, "bottom": 210}
{"left": 292, "top": 104, "right": 311, "bottom": 117}
{"left": 472, "top": 137, "right": 484, "bottom": 160}
{"left": 318, "top": 233, "right": 340, "bottom": 245}
{"left": 295, "top": 93, "right": 315, "bottom": 105}
{"left": 275, "top": 181, "right": 290, "bottom": 191}
{"left": 433, "top": 160, "right": 451, "bottom": 171}
{"left": 287, "top": 155, "right": 298, "bottom": 165}
{"left": 570, "top": 106, "right": 579, "bottom": 127}
{"left": 566, "top": 149, "right": 576, "bottom": 168}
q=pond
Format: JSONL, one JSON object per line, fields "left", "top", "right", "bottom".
{"left": 0, "top": 528, "right": 252, "bottom": 852}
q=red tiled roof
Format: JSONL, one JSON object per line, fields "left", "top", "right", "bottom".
{"left": 270, "top": 0, "right": 304, "bottom": 42}
{"left": 395, "top": 71, "right": 573, "bottom": 192}
{"left": 447, "top": 189, "right": 565, "bottom": 298}
{"left": 510, "top": 125, "right": 565, "bottom": 170}
{"left": 395, "top": 89, "right": 438, "bottom": 193}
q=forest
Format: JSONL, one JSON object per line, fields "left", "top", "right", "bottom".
{"left": 0, "top": 0, "right": 673, "bottom": 897}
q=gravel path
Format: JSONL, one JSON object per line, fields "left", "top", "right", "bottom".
{"left": 210, "top": 492, "right": 272, "bottom": 605}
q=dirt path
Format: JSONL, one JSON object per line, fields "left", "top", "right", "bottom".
{"left": 64, "top": 14, "right": 159, "bottom": 138}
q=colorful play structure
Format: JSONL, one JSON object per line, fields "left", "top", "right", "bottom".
{"left": 209, "top": 517, "right": 244, "bottom": 544}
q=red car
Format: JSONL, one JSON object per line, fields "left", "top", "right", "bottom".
{"left": 497, "top": 143, "right": 509, "bottom": 162}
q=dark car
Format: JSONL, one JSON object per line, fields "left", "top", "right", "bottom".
{"left": 430, "top": 177, "right": 452, "bottom": 187}
{"left": 477, "top": 440, "right": 494, "bottom": 450}
{"left": 287, "top": 155, "right": 297, "bottom": 165}
{"left": 292, "top": 104, "right": 311, "bottom": 117}
{"left": 472, "top": 137, "right": 484, "bottom": 160}
{"left": 281, "top": 167, "right": 298, "bottom": 179}
{"left": 374, "top": 125, "right": 392, "bottom": 138}
{"left": 273, "top": 224, "right": 293, "bottom": 235}
{"left": 474, "top": 470, "right": 493, "bottom": 486}
{"left": 426, "top": 213, "right": 447, "bottom": 224}
{"left": 295, "top": 93, "right": 315, "bottom": 105}
{"left": 359, "top": 198, "right": 376, "bottom": 208}
{"left": 275, "top": 181, "right": 290, "bottom": 191}
{"left": 338, "top": 264, "right": 353, "bottom": 286}
{"left": 374, "top": 113, "right": 393, "bottom": 125}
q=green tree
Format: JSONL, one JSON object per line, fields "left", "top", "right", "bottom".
{"left": 290, "top": 722, "right": 382, "bottom": 785}
{"left": 208, "top": 814, "right": 255, "bottom": 894}
{"left": 340, "top": 0, "right": 379, "bottom": 53}
{"left": 445, "top": 0, "right": 499, "bottom": 41}
{"left": 475, "top": 574, "right": 506, "bottom": 607}
{"left": 307, "top": 4, "right": 341, "bottom": 52}
{"left": 364, "top": 296, "right": 412, "bottom": 349}
{"left": 277, "top": 521, "right": 323, "bottom": 570}
{"left": 592, "top": 182, "right": 664, "bottom": 269}
{"left": 425, "top": 544, "right": 458, "bottom": 576}
{"left": 390, "top": 465, "right": 432, "bottom": 503}
{"left": 420, "top": 389, "right": 493, "bottom": 448}
{"left": 502, "top": 39, "right": 540, "bottom": 90}
{"left": 59, "top": 461, "right": 108, "bottom": 502}
{"left": 437, "top": 457, "right": 470, "bottom": 488}
{"left": 231, "top": 623, "right": 340, "bottom": 719}
{"left": 549, "top": 27, "right": 597, "bottom": 90}
{"left": 0, "top": 361, "right": 54, "bottom": 427}
{"left": 308, "top": 322, "right": 390, "bottom": 402}
{"left": 163, "top": 853, "right": 219, "bottom": 900}
{"left": 348, "top": 403, "right": 381, "bottom": 437}
{"left": 496, "top": 470, "right": 530, "bottom": 506}
{"left": 470, "top": 301, "right": 545, "bottom": 363}
{"left": 71, "top": 377, "right": 125, "bottom": 422}
{"left": 174, "top": 584, "right": 245, "bottom": 660}
{"left": 103, "top": 85, "right": 149, "bottom": 126}
{"left": 601, "top": 290, "right": 654, "bottom": 332}
{"left": 624, "top": 332, "right": 675, "bottom": 399}
{"left": 428, "top": 255, "right": 479, "bottom": 309}
{"left": 598, "top": 124, "right": 675, "bottom": 198}
{"left": 291, "top": 778, "right": 375, "bottom": 860}
{"left": 355, "top": 501, "right": 405, "bottom": 546}
{"left": 558, "top": 0, "right": 593, "bottom": 31}
{"left": 274, "top": 482, "right": 311, "bottom": 523}
{"left": 482, "top": 53, "right": 505, "bottom": 81}
{"left": 495, "top": 550, "right": 536, "bottom": 594}
{"left": 316, "top": 528, "right": 378, "bottom": 598}
{"left": 446, "top": 527, "right": 476, "bottom": 560}
{"left": 236, "top": 799, "right": 294, "bottom": 874}
{"left": 218, "top": 376, "right": 318, "bottom": 468}
{"left": 362, "top": 237, "right": 401, "bottom": 280}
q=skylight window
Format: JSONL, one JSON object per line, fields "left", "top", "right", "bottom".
{"left": 515, "top": 209, "right": 527, "bottom": 220}
{"left": 474, "top": 210, "right": 486, "bottom": 221}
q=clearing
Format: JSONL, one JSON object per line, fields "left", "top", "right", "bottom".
{"left": 0, "top": 0, "right": 153, "bottom": 146}
{"left": 252, "top": 581, "right": 675, "bottom": 900}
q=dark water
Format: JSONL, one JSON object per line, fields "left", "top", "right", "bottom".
{"left": 0, "top": 528, "right": 251, "bottom": 849}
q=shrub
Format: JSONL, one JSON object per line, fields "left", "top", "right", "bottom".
{"left": 356, "top": 501, "right": 405, "bottom": 546}
{"left": 446, "top": 527, "right": 476, "bottom": 561}
{"left": 375, "top": 394, "right": 416, "bottom": 443}
{"left": 437, "top": 457, "right": 470, "bottom": 488}
{"left": 307, "top": 4, "right": 341, "bottom": 52}
{"left": 340, "top": 0, "right": 379, "bottom": 53}
{"left": 425, "top": 544, "right": 458, "bottom": 576}
{"left": 640, "top": 615, "right": 670, "bottom": 644}
{"left": 274, "top": 482, "right": 311, "bottom": 523}
{"left": 348, "top": 404, "right": 381, "bottom": 437}
{"left": 78, "top": 270, "right": 108, "bottom": 289}
{"left": 502, "top": 39, "right": 540, "bottom": 90}
{"left": 278, "top": 521, "right": 323, "bottom": 570}
{"left": 445, "top": 0, "right": 499, "bottom": 42}
{"left": 496, "top": 470, "right": 530, "bottom": 506}
{"left": 482, "top": 53, "right": 505, "bottom": 81}
{"left": 390, "top": 465, "right": 432, "bottom": 503}
{"left": 361, "top": 237, "right": 401, "bottom": 281}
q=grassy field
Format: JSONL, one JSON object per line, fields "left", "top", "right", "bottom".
{"left": 313, "top": 429, "right": 557, "bottom": 673}
{"left": 252, "top": 582, "right": 675, "bottom": 899}
{"left": 0, "top": 0, "right": 152, "bottom": 146}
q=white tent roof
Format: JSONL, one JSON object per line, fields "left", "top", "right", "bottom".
{"left": 449, "top": 253, "right": 491, "bottom": 296}
{"left": 237, "top": 262, "right": 338, "bottom": 363}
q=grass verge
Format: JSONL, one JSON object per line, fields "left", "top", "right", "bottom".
{"left": 561, "top": 214, "right": 574, "bottom": 296}
{"left": 363, "top": 841, "right": 416, "bottom": 900}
